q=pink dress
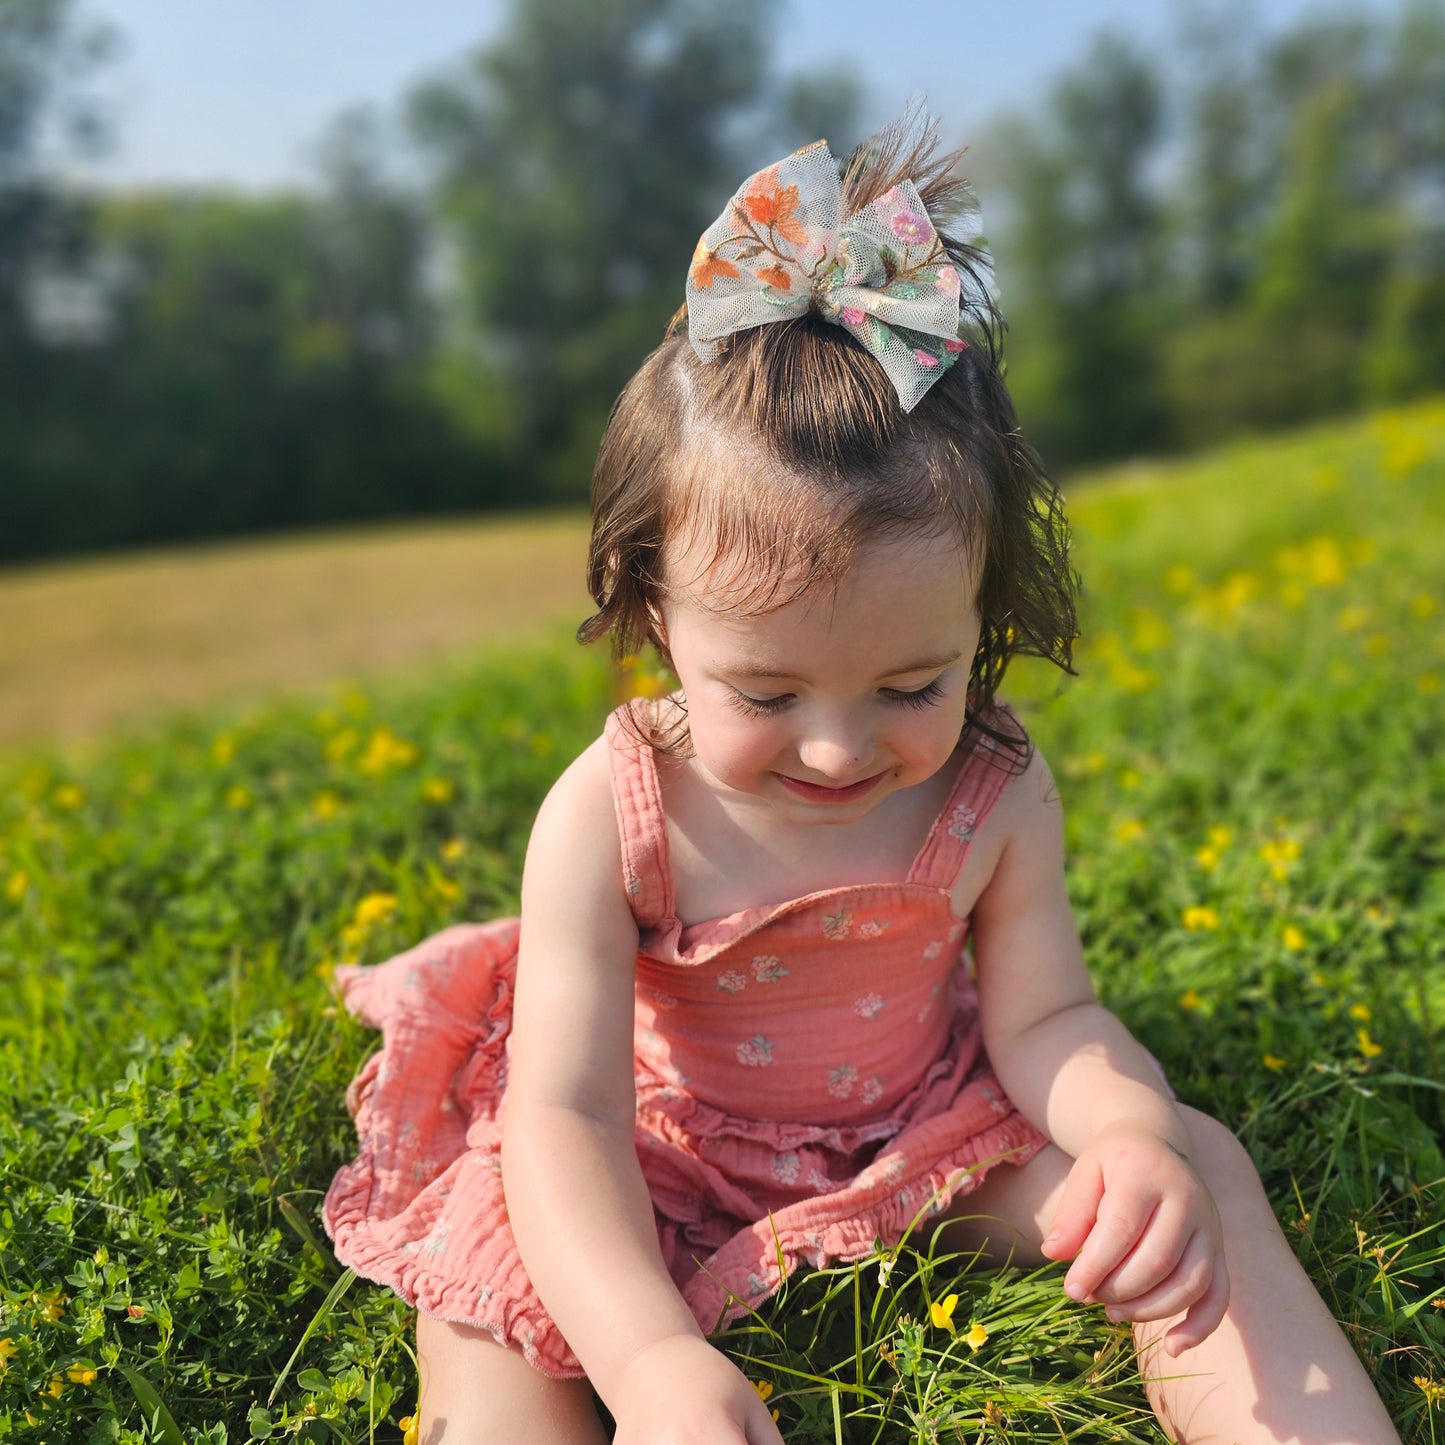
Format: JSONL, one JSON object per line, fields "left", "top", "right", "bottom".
{"left": 323, "top": 703, "right": 1048, "bottom": 1378}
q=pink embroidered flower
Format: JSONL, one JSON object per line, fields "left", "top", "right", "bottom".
{"left": 840, "top": 306, "right": 866, "bottom": 326}
{"left": 935, "top": 267, "right": 961, "bottom": 296}
{"left": 772, "top": 1151, "right": 800, "bottom": 1185}
{"left": 716, "top": 969, "right": 747, "bottom": 995}
{"left": 822, "top": 910, "right": 853, "bottom": 940}
{"left": 751, "top": 955, "right": 789, "bottom": 983}
{"left": 856, "top": 918, "right": 890, "bottom": 939}
{"left": 891, "top": 209, "right": 931, "bottom": 246}
{"left": 948, "top": 804, "right": 977, "bottom": 840}
{"left": 854, "top": 993, "right": 885, "bottom": 1021}
{"left": 914, "top": 348, "right": 940, "bottom": 369}
{"left": 827, "top": 1063, "right": 858, "bottom": 1098}
{"left": 860, "top": 1075, "right": 885, "bottom": 1107}
{"left": 944, "top": 337, "right": 967, "bottom": 352}
{"left": 736, "top": 1034, "right": 775, "bottom": 1067}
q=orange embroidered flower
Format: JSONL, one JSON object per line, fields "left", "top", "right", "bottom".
{"left": 689, "top": 238, "right": 739, "bottom": 290}
{"left": 756, "top": 263, "right": 793, "bottom": 291}
{"left": 742, "top": 168, "right": 809, "bottom": 244}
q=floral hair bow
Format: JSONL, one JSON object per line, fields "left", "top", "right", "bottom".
{"left": 686, "top": 140, "right": 983, "bottom": 412}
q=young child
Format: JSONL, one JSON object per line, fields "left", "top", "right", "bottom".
{"left": 324, "top": 121, "right": 1399, "bottom": 1444}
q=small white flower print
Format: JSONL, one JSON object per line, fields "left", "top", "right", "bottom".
{"left": 917, "top": 981, "right": 944, "bottom": 1022}
{"left": 856, "top": 918, "right": 890, "bottom": 939}
{"left": 772, "top": 1151, "right": 800, "bottom": 1185}
{"left": 860, "top": 1075, "right": 885, "bottom": 1107}
{"left": 807, "top": 1168, "right": 835, "bottom": 1194}
{"left": 882, "top": 1154, "right": 908, "bottom": 1183}
{"left": 854, "top": 993, "right": 885, "bottom": 1021}
{"left": 922, "top": 940, "right": 944, "bottom": 961}
{"left": 716, "top": 969, "right": 747, "bottom": 995}
{"left": 746, "top": 1272, "right": 769, "bottom": 1297}
{"left": 822, "top": 910, "right": 853, "bottom": 940}
{"left": 736, "top": 1034, "right": 775, "bottom": 1067}
{"left": 640, "top": 987, "right": 678, "bottom": 1010}
{"left": 626, "top": 871, "right": 643, "bottom": 895}
{"left": 476, "top": 1284, "right": 493, "bottom": 1306}
{"left": 827, "top": 1063, "right": 858, "bottom": 1098}
{"left": 751, "top": 954, "right": 790, "bottom": 983}
{"left": 948, "top": 921, "right": 966, "bottom": 943}
{"left": 424, "top": 1224, "right": 450, "bottom": 1258}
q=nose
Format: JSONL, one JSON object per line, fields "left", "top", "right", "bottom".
{"left": 796, "top": 713, "right": 873, "bottom": 780}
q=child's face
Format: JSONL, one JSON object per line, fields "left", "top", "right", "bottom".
{"left": 658, "top": 528, "right": 981, "bottom": 825}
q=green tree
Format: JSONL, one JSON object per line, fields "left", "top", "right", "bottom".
{"left": 406, "top": 0, "right": 853, "bottom": 499}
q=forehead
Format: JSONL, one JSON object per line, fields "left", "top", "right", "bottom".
{"left": 664, "top": 529, "right": 979, "bottom": 650}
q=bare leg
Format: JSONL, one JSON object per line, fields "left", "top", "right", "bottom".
{"left": 937, "top": 1107, "right": 1400, "bottom": 1443}
{"left": 415, "top": 1313, "right": 608, "bottom": 1445}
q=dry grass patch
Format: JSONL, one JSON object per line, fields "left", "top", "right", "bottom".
{"left": 0, "top": 512, "right": 591, "bottom": 751}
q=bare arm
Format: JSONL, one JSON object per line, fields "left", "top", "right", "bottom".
{"left": 971, "top": 749, "right": 1227, "bottom": 1353}
{"left": 502, "top": 737, "right": 782, "bottom": 1440}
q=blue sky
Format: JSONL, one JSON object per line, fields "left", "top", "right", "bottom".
{"left": 74, "top": 0, "right": 1391, "bottom": 190}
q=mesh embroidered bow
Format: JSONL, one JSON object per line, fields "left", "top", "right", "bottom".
{"left": 686, "top": 140, "right": 985, "bottom": 412}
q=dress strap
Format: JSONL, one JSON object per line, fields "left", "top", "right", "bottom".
{"left": 907, "top": 711, "right": 1026, "bottom": 891}
{"left": 604, "top": 702, "right": 677, "bottom": 932}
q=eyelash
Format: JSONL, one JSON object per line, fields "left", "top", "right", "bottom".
{"left": 727, "top": 679, "right": 947, "bottom": 718}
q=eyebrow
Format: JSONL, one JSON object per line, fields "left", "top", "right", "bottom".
{"left": 724, "top": 651, "right": 962, "bottom": 682}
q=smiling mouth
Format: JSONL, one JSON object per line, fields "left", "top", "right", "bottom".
{"left": 775, "top": 771, "right": 887, "bottom": 803}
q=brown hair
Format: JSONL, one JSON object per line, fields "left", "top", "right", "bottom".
{"left": 579, "top": 115, "right": 1077, "bottom": 755}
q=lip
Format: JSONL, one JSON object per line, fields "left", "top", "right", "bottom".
{"left": 775, "top": 770, "right": 887, "bottom": 804}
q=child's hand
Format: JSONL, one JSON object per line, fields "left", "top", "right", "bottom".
{"left": 610, "top": 1335, "right": 786, "bottom": 1444}
{"left": 1039, "top": 1120, "right": 1229, "bottom": 1355}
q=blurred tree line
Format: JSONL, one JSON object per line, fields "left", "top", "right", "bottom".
{"left": 0, "top": 0, "right": 1441, "bottom": 564}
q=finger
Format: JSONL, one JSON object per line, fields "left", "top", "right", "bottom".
{"left": 1161, "top": 1252, "right": 1231, "bottom": 1356}
{"left": 1090, "top": 1200, "right": 1193, "bottom": 1305}
{"left": 1062, "top": 1185, "right": 1161, "bottom": 1303}
{"left": 1102, "top": 1230, "right": 1214, "bottom": 1323}
{"left": 1040, "top": 1154, "right": 1104, "bottom": 1262}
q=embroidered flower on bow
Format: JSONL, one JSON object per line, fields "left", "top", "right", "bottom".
{"left": 689, "top": 238, "right": 739, "bottom": 291}
{"left": 740, "top": 165, "right": 809, "bottom": 243}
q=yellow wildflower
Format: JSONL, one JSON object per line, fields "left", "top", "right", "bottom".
{"left": 324, "top": 727, "right": 360, "bottom": 764}
{"left": 1263, "top": 1053, "right": 1287, "bottom": 1072}
{"left": 4, "top": 871, "right": 30, "bottom": 904}
{"left": 1282, "top": 925, "right": 1306, "bottom": 952}
{"left": 1356, "top": 1029, "right": 1383, "bottom": 1059}
{"left": 1410, "top": 594, "right": 1437, "bottom": 619}
{"left": 441, "top": 837, "right": 466, "bottom": 863}
{"left": 399, "top": 1413, "right": 419, "bottom": 1445}
{"left": 224, "top": 785, "right": 253, "bottom": 811}
{"left": 1117, "top": 767, "right": 1145, "bottom": 789}
{"left": 1179, "top": 988, "right": 1204, "bottom": 1011}
{"left": 752, "top": 1381, "right": 774, "bottom": 1402}
{"left": 211, "top": 734, "right": 236, "bottom": 765}
{"left": 43, "top": 1374, "right": 66, "bottom": 1398}
{"left": 1416, "top": 1375, "right": 1444, "bottom": 1405}
{"left": 66, "top": 1364, "right": 97, "bottom": 1385}
{"left": 1063, "top": 751, "right": 1108, "bottom": 779}
{"left": 1349, "top": 1002, "right": 1371, "bottom": 1022}
{"left": 421, "top": 777, "right": 456, "bottom": 805}
{"left": 1113, "top": 818, "right": 1147, "bottom": 845}
{"left": 1206, "top": 825, "right": 1234, "bottom": 851}
{"left": 929, "top": 1293, "right": 958, "bottom": 1333}
{"left": 37, "top": 1290, "right": 65, "bottom": 1323}
{"left": 311, "top": 790, "right": 344, "bottom": 820}
{"left": 431, "top": 877, "right": 460, "bottom": 904}
{"left": 0, "top": 1337, "right": 16, "bottom": 1368}
{"left": 1259, "top": 837, "right": 1301, "bottom": 881}
{"left": 1182, "top": 905, "right": 1220, "bottom": 932}
{"left": 52, "top": 783, "right": 83, "bottom": 810}
{"left": 358, "top": 726, "right": 419, "bottom": 777}
{"left": 1305, "top": 538, "right": 1344, "bottom": 587}
{"left": 1194, "top": 845, "right": 1220, "bottom": 872}
{"left": 352, "top": 893, "right": 399, "bottom": 929}
{"left": 963, "top": 1322, "right": 989, "bottom": 1352}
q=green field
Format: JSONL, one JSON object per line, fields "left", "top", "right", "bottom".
{"left": 1, "top": 399, "right": 1442, "bottom": 1442}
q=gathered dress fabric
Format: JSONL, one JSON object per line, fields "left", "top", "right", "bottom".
{"left": 323, "top": 702, "right": 1048, "bottom": 1378}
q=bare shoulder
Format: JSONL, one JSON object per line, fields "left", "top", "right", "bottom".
{"left": 523, "top": 732, "right": 622, "bottom": 890}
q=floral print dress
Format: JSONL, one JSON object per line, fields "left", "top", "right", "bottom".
{"left": 323, "top": 702, "right": 1047, "bottom": 1378}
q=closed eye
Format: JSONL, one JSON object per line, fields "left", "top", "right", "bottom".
{"left": 881, "top": 678, "right": 947, "bottom": 710}
{"left": 727, "top": 688, "right": 793, "bottom": 718}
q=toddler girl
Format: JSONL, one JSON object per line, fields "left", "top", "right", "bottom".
{"left": 324, "top": 121, "right": 1399, "bottom": 1443}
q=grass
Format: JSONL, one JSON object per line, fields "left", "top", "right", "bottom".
{"left": 0, "top": 511, "right": 590, "bottom": 751}
{"left": 0, "top": 397, "right": 1442, "bottom": 1441}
